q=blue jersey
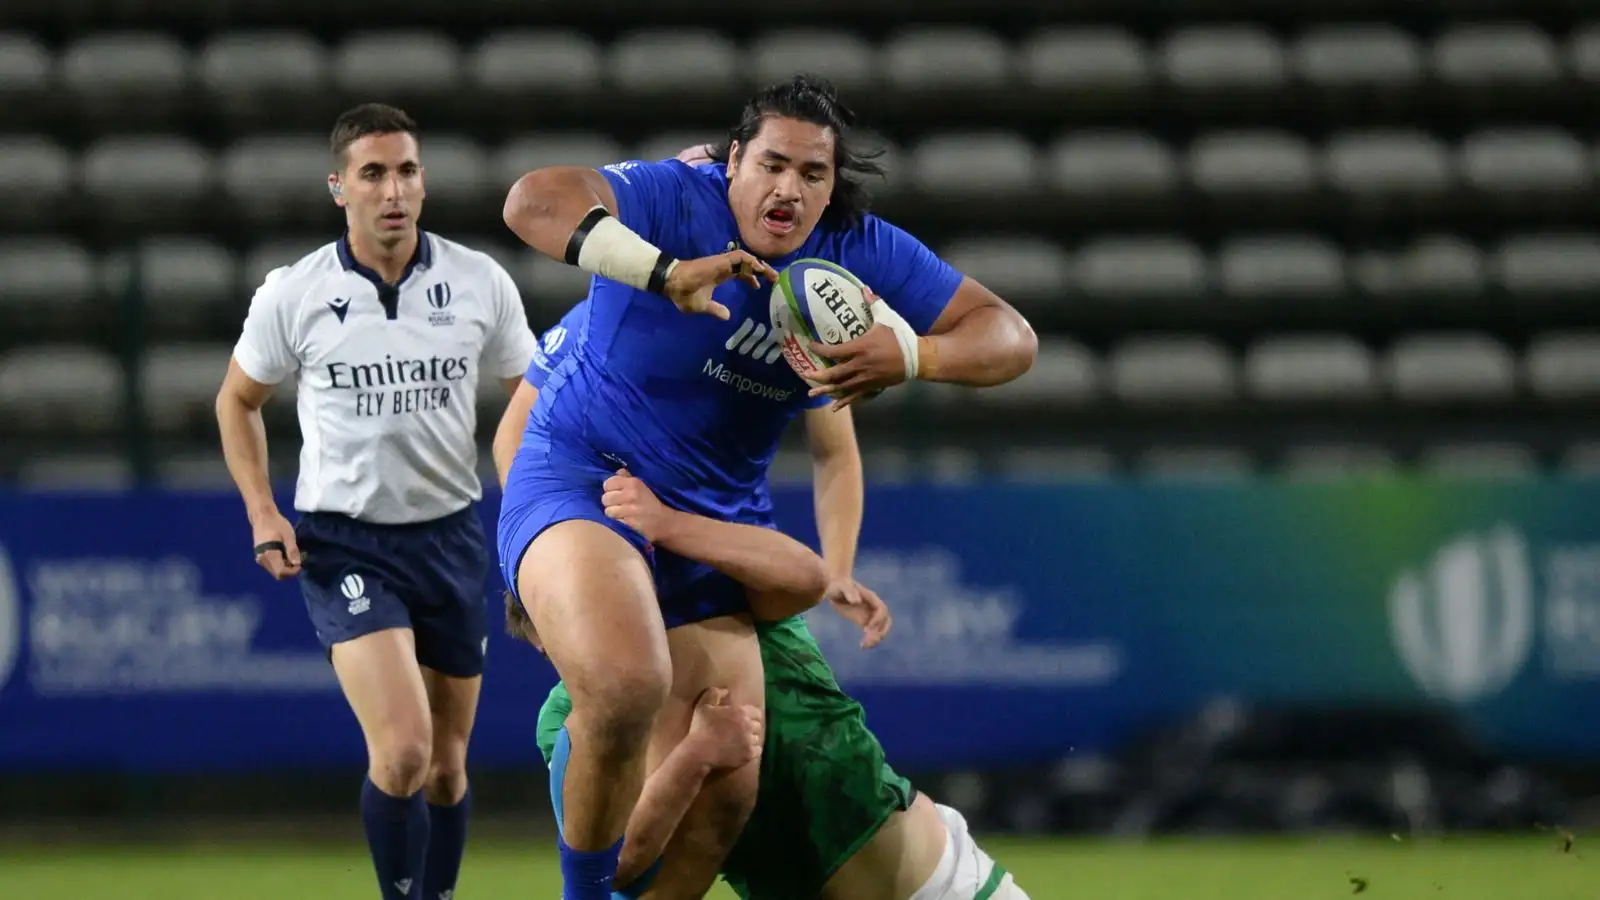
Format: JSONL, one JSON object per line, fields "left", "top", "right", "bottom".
{"left": 523, "top": 160, "right": 961, "bottom": 522}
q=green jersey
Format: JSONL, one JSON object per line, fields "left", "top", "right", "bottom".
{"left": 536, "top": 616, "right": 914, "bottom": 900}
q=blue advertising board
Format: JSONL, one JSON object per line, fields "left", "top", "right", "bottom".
{"left": 2, "top": 481, "right": 1599, "bottom": 772}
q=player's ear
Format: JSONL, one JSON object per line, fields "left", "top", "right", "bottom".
{"left": 327, "top": 174, "right": 345, "bottom": 207}
{"left": 728, "top": 140, "right": 743, "bottom": 173}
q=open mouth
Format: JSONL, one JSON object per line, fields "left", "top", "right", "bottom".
{"left": 762, "top": 207, "right": 795, "bottom": 235}
{"left": 380, "top": 210, "right": 408, "bottom": 226}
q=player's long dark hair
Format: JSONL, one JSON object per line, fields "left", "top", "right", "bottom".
{"left": 707, "top": 74, "right": 886, "bottom": 229}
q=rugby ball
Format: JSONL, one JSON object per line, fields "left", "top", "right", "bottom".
{"left": 771, "top": 259, "right": 874, "bottom": 380}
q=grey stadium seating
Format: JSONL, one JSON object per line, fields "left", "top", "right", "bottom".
{"left": 2, "top": 1, "right": 1600, "bottom": 485}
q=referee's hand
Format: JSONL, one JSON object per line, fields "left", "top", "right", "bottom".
{"left": 251, "top": 510, "right": 302, "bottom": 580}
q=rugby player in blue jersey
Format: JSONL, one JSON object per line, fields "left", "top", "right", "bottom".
{"left": 499, "top": 74, "right": 1036, "bottom": 900}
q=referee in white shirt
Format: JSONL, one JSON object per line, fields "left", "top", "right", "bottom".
{"left": 215, "top": 104, "right": 537, "bottom": 900}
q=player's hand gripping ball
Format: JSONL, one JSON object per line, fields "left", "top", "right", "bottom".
{"left": 772, "top": 259, "right": 906, "bottom": 408}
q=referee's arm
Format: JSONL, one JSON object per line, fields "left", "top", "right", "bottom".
{"left": 217, "top": 359, "right": 300, "bottom": 577}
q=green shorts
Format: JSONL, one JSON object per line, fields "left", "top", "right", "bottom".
{"left": 535, "top": 616, "right": 914, "bottom": 900}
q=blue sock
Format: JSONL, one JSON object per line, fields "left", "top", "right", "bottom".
{"left": 423, "top": 787, "right": 471, "bottom": 900}
{"left": 558, "top": 834, "right": 623, "bottom": 900}
{"left": 360, "top": 777, "right": 429, "bottom": 900}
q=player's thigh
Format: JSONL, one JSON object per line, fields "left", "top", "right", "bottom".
{"left": 331, "top": 627, "right": 433, "bottom": 761}
{"left": 518, "top": 518, "right": 669, "bottom": 707}
{"left": 649, "top": 613, "right": 765, "bottom": 769}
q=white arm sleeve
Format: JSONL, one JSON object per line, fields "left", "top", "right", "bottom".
{"left": 482, "top": 262, "right": 538, "bottom": 380}
{"left": 231, "top": 269, "right": 299, "bottom": 386}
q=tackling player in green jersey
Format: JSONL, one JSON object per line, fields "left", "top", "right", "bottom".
{"left": 508, "top": 471, "right": 1032, "bottom": 900}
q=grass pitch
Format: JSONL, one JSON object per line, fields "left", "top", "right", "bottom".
{"left": 1, "top": 833, "right": 1591, "bottom": 899}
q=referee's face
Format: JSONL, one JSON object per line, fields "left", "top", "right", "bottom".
{"left": 335, "top": 131, "right": 425, "bottom": 250}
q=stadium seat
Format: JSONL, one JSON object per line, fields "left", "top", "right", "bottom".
{"left": 981, "top": 338, "right": 1098, "bottom": 407}
{"left": 1075, "top": 236, "right": 1208, "bottom": 301}
{"left": 1281, "top": 444, "right": 1397, "bottom": 479}
{"left": 416, "top": 134, "right": 490, "bottom": 209}
{"left": 1021, "top": 28, "right": 1149, "bottom": 91}
{"left": 157, "top": 452, "right": 237, "bottom": 490}
{"left": 926, "top": 447, "right": 982, "bottom": 485}
{"left": 494, "top": 132, "right": 626, "bottom": 188}
{"left": 1188, "top": 131, "right": 1317, "bottom": 196}
{"left": 81, "top": 136, "right": 215, "bottom": 229}
{"left": 101, "top": 238, "right": 239, "bottom": 338}
{"left": 1385, "top": 333, "right": 1517, "bottom": 401}
{"left": 883, "top": 26, "right": 1011, "bottom": 91}
{"left": 940, "top": 236, "right": 1070, "bottom": 307}
{"left": 242, "top": 238, "right": 325, "bottom": 291}
{"left": 59, "top": 32, "right": 190, "bottom": 124}
{"left": 0, "top": 345, "right": 124, "bottom": 435}
{"left": 1047, "top": 131, "right": 1179, "bottom": 198}
{"left": 223, "top": 136, "right": 331, "bottom": 227}
{"left": 1431, "top": 24, "right": 1561, "bottom": 86}
{"left": 0, "top": 32, "right": 53, "bottom": 128}
{"left": 1420, "top": 442, "right": 1538, "bottom": 479}
{"left": 0, "top": 238, "right": 97, "bottom": 324}
{"left": 1160, "top": 26, "right": 1286, "bottom": 91}
{"left": 908, "top": 132, "right": 1038, "bottom": 197}
{"left": 1291, "top": 25, "right": 1423, "bottom": 88}
{"left": 1562, "top": 442, "right": 1600, "bottom": 475}
{"left": 1322, "top": 130, "right": 1453, "bottom": 198}
{"left": 0, "top": 136, "right": 74, "bottom": 228}
{"left": 633, "top": 132, "right": 724, "bottom": 167}
{"left": 469, "top": 31, "right": 605, "bottom": 94}
{"left": 1217, "top": 236, "right": 1346, "bottom": 300}
{"left": 519, "top": 252, "right": 593, "bottom": 315}
{"left": 1490, "top": 233, "right": 1600, "bottom": 297}
{"left": 1567, "top": 25, "right": 1600, "bottom": 84}
{"left": 197, "top": 31, "right": 328, "bottom": 127}
{"left": 140, "top": 344, "right": 236, "bottom": 434}
{"left": 1352, "top": 235, "right": 1486, "bottom": 298}
{"left": 749, "top": 30, "right": 877, "bottom": 91}
{"left": 17, "top": 454, "right": 135, "bottom": 491}
{"left": 1244, "top": 335, "right": 1379, "bottom": 401}
{"left": 1459, "top": 129, "right": 1591, "bottom": 193}
{"left": 995, "top": 447, "right": 1117, "bottom": 483}
{"left": 608, "top": 29, "right": 739, "bottom": 92}
{"left": 1139, "top": 445, "right": 1254, "bottom": 479}
{"left": 334, "top": 31, "right": 461, "bottom": 96}
{"left": 1524, "top": 333, "right": 1600, "bottom": 399}
{"left": 1108, "top": 336, "right": 1236, "bottom": 404}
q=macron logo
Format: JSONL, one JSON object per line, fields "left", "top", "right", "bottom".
{"left": 326, "top": 296, "right": 351, "bottom": 324}
{"left": 725, "top": 318, "right": 785, "bottom": 364}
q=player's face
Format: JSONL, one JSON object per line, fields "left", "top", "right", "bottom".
{"left": 330, "top": 132, "right": 425, "bottom": 250}
{"left": 727, "top": 117, "right": 835, "bottom": 258}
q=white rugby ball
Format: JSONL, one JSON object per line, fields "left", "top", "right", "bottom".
{"left": 771, "top": 258, "right": 874, "bottom": 381}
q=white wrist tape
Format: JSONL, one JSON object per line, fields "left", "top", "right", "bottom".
{"left": 870, "top": 298, "right": 920, "bottom": 381}
{"left": 564, "top": 206, "right": 678, "bottom": 294}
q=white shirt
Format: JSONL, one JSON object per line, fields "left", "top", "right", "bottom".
{"left": 233, "top": 232, "right": 537, "bottom": 525}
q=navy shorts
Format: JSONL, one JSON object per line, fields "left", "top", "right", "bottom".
{"left": 296, "top": 505, "right": 491, "bottom": 678}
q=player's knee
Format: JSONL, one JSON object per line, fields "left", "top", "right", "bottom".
{"left": 369, "top": 734, "right": 432, "bottom": 796}
{"left": 424, "top": 741, "right": 469, "bottom": 805}
{"left": 570, "top": 661, "right": 671, "bottom": 763}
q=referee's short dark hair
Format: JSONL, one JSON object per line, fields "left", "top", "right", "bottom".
{"left": 330, "top": 103, "right": 418, "bottom": 165}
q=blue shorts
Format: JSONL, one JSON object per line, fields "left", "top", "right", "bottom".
{"left": 296, "top": 505, "right": 490, "bottom": 678}
{"left": 498, "top": 443, "right": 756, "bottom": 629}
{"left": 549, "top": 726, "right": 663, "bottom": 899}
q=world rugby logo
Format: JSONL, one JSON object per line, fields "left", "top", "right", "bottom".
{"left": 0, "top": 542, "right": 18, "bottom": 690}
{"left": 1388, "top": 525, "right": 1535, "bottom": 703}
